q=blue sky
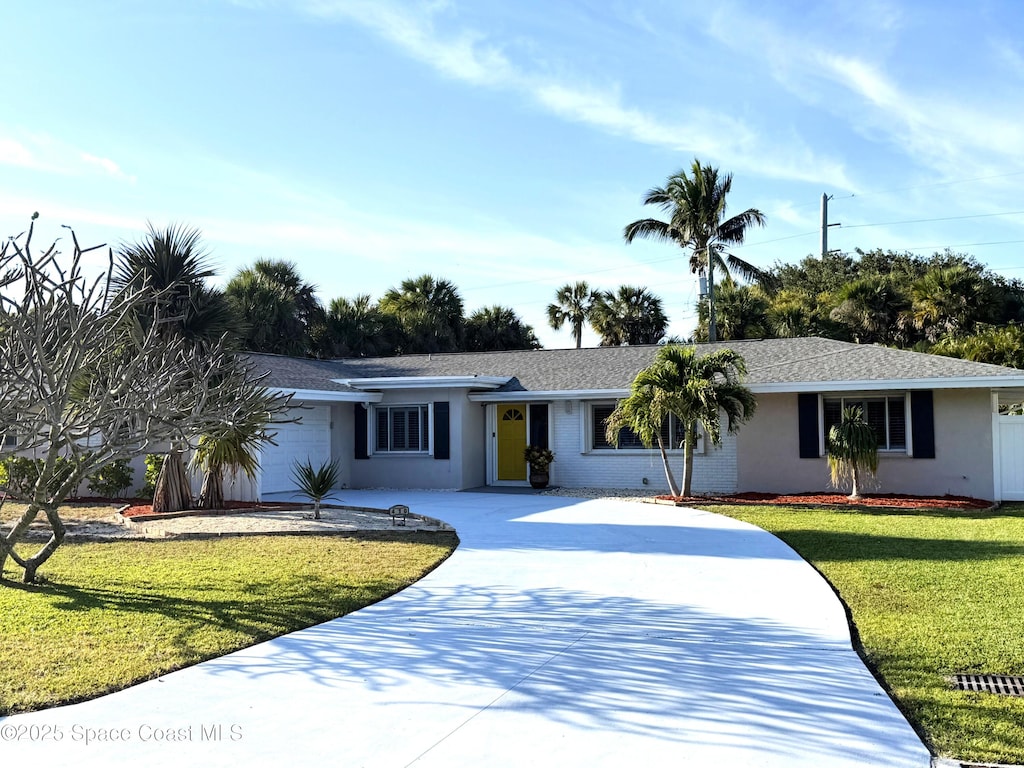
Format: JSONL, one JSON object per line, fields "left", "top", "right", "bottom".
{"left": 4, "top": 0, "right": 1024, "bottom": 347}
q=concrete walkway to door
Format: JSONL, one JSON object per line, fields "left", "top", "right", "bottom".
{"left": 1, "top": 491, "right": 931, "bottom": 767}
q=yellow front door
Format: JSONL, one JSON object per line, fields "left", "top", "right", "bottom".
{"left": 497, "top": 404, "right": 528, "bottom": 481}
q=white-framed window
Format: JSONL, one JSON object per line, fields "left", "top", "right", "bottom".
{"left": 374, "top": 404, "right": 430, "bottom": 454}
{"left": 822, "top": 394, "right": 907, "bottom": 452}
{"left": 589, "top": 402, "right": 698, "bottom": 451}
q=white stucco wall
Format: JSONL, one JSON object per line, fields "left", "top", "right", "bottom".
{"left": 461, "top": 398, "right": 487, "bottom": 489}
{"left": 548, "top": 399, "right": 738, "bottom": 493}
{"left": 736, "top": 389, "right": 997, "bottom": 500}
{"left": 349, "top": 387, "right": 484, "bottom": 490}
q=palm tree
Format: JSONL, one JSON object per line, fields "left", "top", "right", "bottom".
{"left": 465, "top": 306, "right": 540, "bottom": 351}
{"left": 225, "top": 260, "right": 324, "bottom": 356}
{"left": 605, "top": 345, "right": 756, "bottom": 496}
{"left": 546, "top": 281, "right": 598, "bottom": 348}
{"left": 932, "top": 323, "right": 1024, "bottom": 369}
{"left": 379, "top": 274, "right": 465, "bottom": 353}
{"left": 189, "top": 418, "right": 264, "bottom": 510}
{"left": 623, "top": 159, "right": 767, "bottom": 341}
{"left": 694, "top": 276, "right": 770, "bottom": 341}
{"left": 766, "top": 289, "right": 815, "bottom": 338}
{"left": 908, "top": 265, "right": 992, "bottom": 342}
{"left": 113, "top": 223, "right": 235, "bottom": 342}
{"left": 226, "top": 269, "right": 304, "bottom": 355}
{"left": 829, "top": 275, "right": 910, "bottom": 345}
{"left": 826, "top": 406, "right": 878, "bottom": 500}
{"left": 114, "top": 224, "right": 235, "bottom": 514}
{"left": 326, "top": 294, "right": 401, "bottom": 357}
{"left": 590, "top": 285, "right": 668, "bottom": 346}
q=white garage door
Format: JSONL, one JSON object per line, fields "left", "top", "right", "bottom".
{"left": 261, "top": 406, "right": 332, "bottom": 494}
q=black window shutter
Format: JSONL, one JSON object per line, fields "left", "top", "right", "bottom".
{"left": 354, "top": 404, "right": 368, "bottom": 460}
{"left": 798, "top": 393, "right": 820, "bottom": 458}
{"left": 910, "top": 391, "right": 935, "bottom": 459}
{"left": 529, "top": 404, "right": 549, "bottom": 449}
{"left": 433, "top": 401, "right": 450, "bottom": 460}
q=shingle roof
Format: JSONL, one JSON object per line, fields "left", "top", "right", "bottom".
{"left": 246, "top": 337, "right": 1024, "bottom": 395}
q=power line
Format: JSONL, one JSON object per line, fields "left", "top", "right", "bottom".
{"left": 840, "top": 210, "right": 1024, "bottom": 231}
{"left": 899, "top": 238, "right": 1024, "bottom": 252}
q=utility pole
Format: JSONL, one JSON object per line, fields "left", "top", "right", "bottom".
{"left": 707, "top": 245, "right": 716, "bottom": 343}
{"left": 821, "top": 193, "right": 840, "bottom": 257}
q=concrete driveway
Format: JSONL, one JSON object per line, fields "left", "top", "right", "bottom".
{"left": 2, "top": 491, "right": 930, "bottom": 767}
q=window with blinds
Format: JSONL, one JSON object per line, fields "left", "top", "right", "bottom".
{"left": 591, "top": 403, "right": 679, "bottom": 450}
{"left": 823, "top": 395, "right": 907, "bottom": 452}
{"left": 375, "top": 405, "right": 430, "bottom": 453}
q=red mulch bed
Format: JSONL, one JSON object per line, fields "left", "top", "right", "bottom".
{"left": 103, "top": 499, "right": 299, "bottom": 518}
{"left": 655, "top": 491, "right": 992, "bottom": 510}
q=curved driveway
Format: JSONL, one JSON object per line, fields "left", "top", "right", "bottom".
{"left": 3, "top": 491, "right": 930, "bottom": 767}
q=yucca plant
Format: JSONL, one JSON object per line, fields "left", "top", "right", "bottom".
{"left": 826, "top": 406, "right": 879, "bottom": 500}
{"left": 291, "top": 459, "right": 340, "bottom": 520}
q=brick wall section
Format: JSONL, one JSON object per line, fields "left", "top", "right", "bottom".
{"left": 548, "top": 400, "right": 738, "bottom": 493}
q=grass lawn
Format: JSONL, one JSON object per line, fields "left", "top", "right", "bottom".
{"left": 705, "top": 501, "right": 1024, "bottom": 764}
{"left": 0, "top": 532, "right": 456, "bottom": 715}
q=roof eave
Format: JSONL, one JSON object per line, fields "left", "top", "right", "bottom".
{"left": 334, "top": 375, "right": 511, "bottom": 390}
{"left": 750, "top": 376, "right": 1024, "bottom": 393}
{"left": 270, "top": 387, "right": 382, "bottom": 403}
{"left": 468, "top": 389, "right": 630, "bottom": 402}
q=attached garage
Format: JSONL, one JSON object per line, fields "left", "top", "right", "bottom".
{"left": 260, "top": 405, "right": 332, "bottom": 494}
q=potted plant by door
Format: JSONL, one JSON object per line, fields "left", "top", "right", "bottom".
{"left": 523, "top": 445, "right": 555, "bottom": 489}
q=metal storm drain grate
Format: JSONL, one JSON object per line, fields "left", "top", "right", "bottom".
{"left": 950, "top": 674, "right": 1024, "bottom": 696}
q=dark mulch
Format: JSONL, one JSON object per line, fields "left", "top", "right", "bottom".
{"left": 656, "top": 491, "right": 992, "bottom": 510}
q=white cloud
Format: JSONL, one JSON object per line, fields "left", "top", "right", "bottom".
{"left": 763, "top": 199, "right": 816, "bottom": 230}
{"left": 303, "top": 0, "right": 514, "bottom": 86}
{"left": 0, "top": 138, "right": 36, "bottom": 169}
{"left": 815, "top": 52, "right": 1024, "bottom": 174}
{"left": 286, "top": 0, "right": 852, "bottom": 188}
{"left": 80, "top": 153, "right": 136, "bottom": 183}
{"left": 0, "top": 131, "right": 136, "bottom": 182}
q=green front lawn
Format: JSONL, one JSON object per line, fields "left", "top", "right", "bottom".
{"left": 706, "top": 502, "right": 1024, "bottom": 764}
{"left": 0, "top": 533, "right": 456, "bottom": 715}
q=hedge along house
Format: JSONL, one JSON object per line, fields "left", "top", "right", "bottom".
{"left": 247, "top": 337, "right": 1024, "bottom": 503}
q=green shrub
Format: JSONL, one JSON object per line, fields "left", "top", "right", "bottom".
{"left": 139, "top": 454, "right": 165, "bottom": 500}
{"left": 86, "top": 459, "right": 135, "bottom": 498}
{"left": 2, "top": 456, "right": 75, "bottom": 500}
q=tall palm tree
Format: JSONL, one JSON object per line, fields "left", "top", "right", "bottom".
{"left": 605, "top": 345, "right": 756, "bottom": 496}
{"left": 465, "top": 305, "right": 540, "bottom": 351}
{"left": 590, "top": 285, "right": 668, "bottom": 346}
{"left": 379, "top": 274, "right": 465, "bottom": 353}
{"left": 114, "top": 224, "right": 235, "bottom": 513}
{"left": 623, "top": 159, "right": 767, "bottom": 341}
{"left": 546, "top": 281, "right": 598, "bottom": 349}
{"left": 113, "top": 223, "right": 235, "bottom": 342}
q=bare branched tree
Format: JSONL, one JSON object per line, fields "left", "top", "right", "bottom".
{"left": 0, "top": 219, "right": 291, "bottom": 584}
